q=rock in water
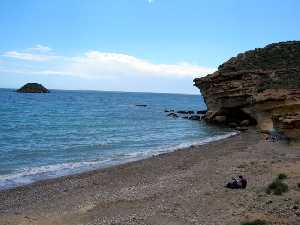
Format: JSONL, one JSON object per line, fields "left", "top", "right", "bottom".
{"left": 17, "top": 83, "right": 49, "bottom": 93}
{"left": 197, "top": 110, "right": 207, "bottom": 115}
{"left": 194, "top": 41, "right": 300, "bottom": 142}
{"left": 135, "top": 104, "right": 147, "bottom": 107}
{"left": 189, "top": 115, "right": 201, "bottom": 121}
{"left": 177, "top": 110, "right": 189, "bottom": 114}
{"left": 167, "top": 112, "right": 178, "bottom": 118}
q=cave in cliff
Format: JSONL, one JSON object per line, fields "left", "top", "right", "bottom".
{"left": 219, "top": 108, "right": 257, "bottom": 125}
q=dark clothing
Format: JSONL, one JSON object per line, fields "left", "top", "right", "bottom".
{"left": 226, "top": 180, "right": 241, "bottom": 189}
{"left": 240, "top": 178, "right": 247, "bottom": 189}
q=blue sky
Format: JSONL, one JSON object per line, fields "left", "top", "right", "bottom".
{"left": 0, "top": 0, "right": 299, "bottom": 94}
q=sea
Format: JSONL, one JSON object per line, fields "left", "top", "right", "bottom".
{"left": 0, "top": 88, "right": 236, "bottom": 190}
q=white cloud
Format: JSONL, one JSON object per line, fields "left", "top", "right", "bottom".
{"left": 147, "top": 0, "right": 154, "bottom": 3}
{"left": 2, "top": 51, "right": 58, "bottom": 61}
{"left": 0, "top": 68, "right": 73, "bottom": 76}
{"left": 1, "top": 46, "right": 215, "bottom": 80}
{"left": 65, "top": 51, "right": 214, "bottom": 78}
{"left": 2, "top": 45, "right": 57, "bottom": 62}
{"left": 29, "top": 44, "right": 52, "bottom": 52}
{"left": 0, "top": 46, "right": 216, "bottom": 93}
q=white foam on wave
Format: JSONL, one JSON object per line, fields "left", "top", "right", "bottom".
{"left": 174, "top": 131, "right": 239, "bottom": 149}
{"left": 145, "top": 131, "right": 239, "bottom": 156}
{"left": 0, "top": 160, "right": 111, "bottom": 190}
{"left": 0, "top": 131, "right": 238, "bottom": 190}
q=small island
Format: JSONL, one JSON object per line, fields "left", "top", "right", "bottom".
{"left": 16, "top": 83, "right": 50, "bottom": 93}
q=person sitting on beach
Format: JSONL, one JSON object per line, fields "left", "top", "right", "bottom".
{"left": 226, "top": 177, "right": 241, "bottom": 189}
{"left": 239, "top": 175, "right": 247, "bottom": 189}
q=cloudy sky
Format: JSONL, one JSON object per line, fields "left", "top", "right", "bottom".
{"left": 1, "top": 0, "right": 300, "bottom": 93}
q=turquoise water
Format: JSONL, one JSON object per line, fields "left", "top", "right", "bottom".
{"left": 0, "top": 89, "right": 235, "bottom": 189}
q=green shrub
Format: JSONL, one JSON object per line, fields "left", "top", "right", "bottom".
{"left": 293, "top": 205, "right": 299, "bottom": 210}
{"left": 266, "top": 179, "right": 288, "bottom": 195}
{"left": 277, "top": 173, "right": 288, "bottom": 180}
{"left": 241, "top": 219, "right": 268, "bottom": 225}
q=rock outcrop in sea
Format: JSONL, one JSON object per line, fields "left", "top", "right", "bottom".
{"left": 194, "top": 41, "right": 300, "bottom": 142}
{"left": 17, "top": 83, "right": 50, "bottom": 93}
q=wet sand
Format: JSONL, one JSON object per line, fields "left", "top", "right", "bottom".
{"left": 0, "top": 128, "right": 300, "bottom": 225}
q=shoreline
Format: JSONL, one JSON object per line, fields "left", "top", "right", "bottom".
{"left": 1, "top": 128, "right": 299, "bottom": 225}
{"left": 0, "top": 131, "right": 238, "bottom": 191}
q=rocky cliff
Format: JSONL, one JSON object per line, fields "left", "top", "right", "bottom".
{"left": 17, "top": 83, "right": 49, "bottom": 93}
{"left": 194, "top": 41, "right": 300, "bottom": 142}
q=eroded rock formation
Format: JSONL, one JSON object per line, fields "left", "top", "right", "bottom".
{"left": 194, "top": 41, "right": 300, "bottom": 141}
{"left": 17, "top": 83, "right": 49, "bottom": 93}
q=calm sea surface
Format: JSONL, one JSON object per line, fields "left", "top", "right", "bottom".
{"left": 0, "top": 89, "right": 235, "bottom": 189}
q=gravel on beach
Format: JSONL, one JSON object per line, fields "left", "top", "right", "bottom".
{"left": 1, "top": 128, "right": 300, "bottom": 225}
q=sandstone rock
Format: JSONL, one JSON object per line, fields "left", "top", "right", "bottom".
{"left": 17, "top": 83, "right": 49, "bottom": 93}
{"left": 272, "top": 113, "right": 300, "bottom": 141}
{"left": 194, "top": 41, "right": 300, "bottom": 141}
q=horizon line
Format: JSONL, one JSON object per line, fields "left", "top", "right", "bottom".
{"left": 0, "top": 86, "right": 201, "bottom": 96}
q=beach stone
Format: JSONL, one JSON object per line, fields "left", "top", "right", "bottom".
{"left": 236, "top": 126, "right": 248, "bottom": 132}
{"left": 228, "top": 122, "right": 238, "bottom": 128}
{"left": 240, "top": 120, "right": 250, "bottom": 126}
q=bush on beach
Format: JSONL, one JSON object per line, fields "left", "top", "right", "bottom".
{"left": 277, "top": 173, "right": 288, "bottom": 180}
{"left": 266, "top": 175, "right": 289, "bottom": 195}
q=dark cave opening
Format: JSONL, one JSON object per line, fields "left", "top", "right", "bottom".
{"left": 221, "top": 107, "right": 257, "bottom": 125}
